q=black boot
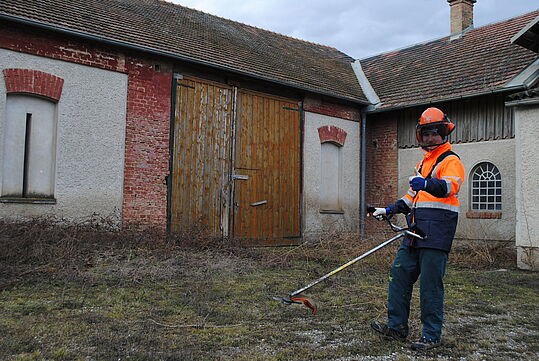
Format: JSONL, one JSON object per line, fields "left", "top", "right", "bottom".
{"left": 370, "top": 322, "right": 407, "bottom": 342}
{"left": 410, "top": 337, "right": 442, "bottom": 350}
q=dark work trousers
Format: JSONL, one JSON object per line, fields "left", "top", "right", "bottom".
{"left": 386, "top": 244, "right": 449, "bottom": 341}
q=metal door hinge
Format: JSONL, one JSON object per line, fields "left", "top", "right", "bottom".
{"left": 233, "top": 174, "right": 249, "bottom": 180}
{"left": 178, "top": 83, "right": 195, "bottom": 89}
{"left": 283, "top": 106, "right": 300, "bottom": 111}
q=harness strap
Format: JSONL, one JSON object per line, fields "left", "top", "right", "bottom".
{"left": 410, "top": 150, "right": 459, "bottom": 244}
{"left": 419, "top": 150, "right": 460, "bottom": 179}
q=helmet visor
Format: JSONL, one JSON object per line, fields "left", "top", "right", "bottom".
{"left": 420, "top": 125, "right": 447, "bottom": 138}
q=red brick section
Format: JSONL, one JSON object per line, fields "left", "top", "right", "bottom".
{"left": 3, "top": 68, "right": 64, "bottom": 101}
{"left": 448, "top": 0, "right": 476, "bottom": 34}
{"left": 304, "top": 96, "right": 361, "bottom": 121}
{"left": 318, "top": 126, "right": 347, "bottom": 146}
{"left": 466, "top": 212, "right": 502, "bottom": 219}
{"left": 1, "top": 23, "right": 173, "bottom": 230}
{"left": 0, "top": 23, "right": 125, "bottom": 72}
{"left": 122, "top": 58, "right": 172, "bottom": 229}
{"left": 364, "top": 112, "right": 399, "bottom": 237}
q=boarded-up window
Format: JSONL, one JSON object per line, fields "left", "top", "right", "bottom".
{"left": 320, "top": 142, "right": 343, "bottom": 211}
{"left": 1, "top": 94, "right": 57, "bottom": 199}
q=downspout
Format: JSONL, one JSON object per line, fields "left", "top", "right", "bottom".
{"left": 351, "top": 60, "right": 381, "bottom": 238}
{"left": 166, "top": 74, "right": 181, "bottom": 234}
{"left": 360, "top": 110, "right": 367, "bottom": 239}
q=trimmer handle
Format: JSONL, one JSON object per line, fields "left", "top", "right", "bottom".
{"left": 366, "top": 205, "right": 392, "bottom": 221}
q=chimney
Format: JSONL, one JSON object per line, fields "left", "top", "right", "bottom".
{"left": 447, "top": 0, "right": 476, "bottom": 34}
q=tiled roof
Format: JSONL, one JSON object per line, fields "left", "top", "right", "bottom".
{"left": 0, "top": 0, "right": 368, "bottom": 103}
{"left": 360, "top": 11, "right": 539, "bottom": 110}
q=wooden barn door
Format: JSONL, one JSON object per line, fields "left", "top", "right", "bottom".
{"left": 170, "top": 77, "right": 234, "bottom": 235}
{"left": 171, "top": 77, "right": 301, "bottom": 245}
{"left": 232, "top": 90, "right": 301, "bottom": 245}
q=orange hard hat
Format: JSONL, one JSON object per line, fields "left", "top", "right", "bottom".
{"left": 415, "top": 107, "right": 455, "bottom": 143}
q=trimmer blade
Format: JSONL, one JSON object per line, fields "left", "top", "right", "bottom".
{"left": 271, "top": 296, "right": 300, "bottom": 305}
{"left": 272, "top": 296, "right": 317, "bottom": 314}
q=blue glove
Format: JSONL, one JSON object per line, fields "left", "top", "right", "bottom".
{"left": 409, "top": 176, "right": 427, "bottom": 191}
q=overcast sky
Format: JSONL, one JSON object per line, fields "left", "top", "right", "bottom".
{"left": 170, "top": 0, "right": 538, "bottom": 59}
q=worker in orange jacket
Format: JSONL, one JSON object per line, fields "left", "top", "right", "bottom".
{"left": 370, "top": 107, "right": 465, "bottom": 351}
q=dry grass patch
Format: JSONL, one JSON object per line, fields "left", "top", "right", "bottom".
{"left": 0, "top": 219, "right": 537, "bottom": 361}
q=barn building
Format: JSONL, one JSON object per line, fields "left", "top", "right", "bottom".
{"left": 1, "top": 0, "right": 538, "bottom": 268}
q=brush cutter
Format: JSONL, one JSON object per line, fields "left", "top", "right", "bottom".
{"left": 272, "top": 206, "right": 424, "bottom": 314}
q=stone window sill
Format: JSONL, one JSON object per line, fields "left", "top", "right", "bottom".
{"left": 0, "top": 197, "right": 56, "bottom": 205}
{"left": 466, "top": 211, "right": 501, "bottom": 219}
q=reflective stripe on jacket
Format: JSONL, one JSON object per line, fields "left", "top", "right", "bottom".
{"left": 402, "top": 142, "right": 465, "bottom": 252}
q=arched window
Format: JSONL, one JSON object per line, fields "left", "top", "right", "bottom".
{"left": 470, "top": 162, "right": 502, "bottom": 211}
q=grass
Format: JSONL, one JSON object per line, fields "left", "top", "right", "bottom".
{"left": 0, "top": 219, "right": 538, "bottom": 360}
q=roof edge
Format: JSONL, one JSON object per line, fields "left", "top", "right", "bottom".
{"left": 351, "top": 60, "right": 380, "bottom": 106}
{"left": 366, "top": 85, "right": 526, "bottom": 114}
{"left": 505, "top": 58, "right": 539, "bottom": 88}
{"left": 505, "top": 97, "right": 539, "bottom": 107}
{"left": 0, "top": 13, "right": 369, "bottom": 105}
{"left": 510, "top": 14, "right": 539, "bottom": 46}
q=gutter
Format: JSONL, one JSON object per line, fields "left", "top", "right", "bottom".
{"left": 1, "top": 13, "right": 370, "bottom": 106}
{"left": 349, "top": 60, "right": 375, "bottom": 238}
{"left": 505, "top": 97, "right": 539, "bottom": 107}
{"left": 365, "top": 85, "right": 527, "bottom": 114}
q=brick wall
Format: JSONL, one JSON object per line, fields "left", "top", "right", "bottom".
{"left": 3, "top": 68, "right": 64, "bottom": 101}
{"left": 364, "top": 111, "right": 399, "bottom": 236}
{"left": 304, "top": 95, "right": 361, "bottom": 121}
{"left": 448, "top": 0, "right": 476, "bottom": 34}
{"left": 1, "top": 22, "right": 173, "bottom": 229}
{"left": 122, "top": 59, "right": 172, "bottom": 228}
{"left": 317, "top": 125, "right": 347, "bottom": 146}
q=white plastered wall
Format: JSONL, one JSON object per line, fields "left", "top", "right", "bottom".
{"left": 0, "top": 48, "right": 128, "bottom": 224}
{"left": 398, "top": 139, "right": 516, "bottom": 243}
{"left": 303, "top": 112, "right": 360, "bottom": 242}
{"left": 514, "top": 104, "right": 539, "bottom": 271}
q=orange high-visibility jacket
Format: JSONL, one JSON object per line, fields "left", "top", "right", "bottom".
{"left": 396, "top": 142, "right": 465, "bottom": 251}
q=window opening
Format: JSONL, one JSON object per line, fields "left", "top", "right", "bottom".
{"left": 23, "top": 113, "right": 32, "bottom": 197}
{"left": 320, "top": 142, "right": 343, "bottom": 212}
{"left": 1, "top": 95, "right": 57, "bottom": 201}
{"left": 471, "top": 162, "right": 502, "bottom": 211}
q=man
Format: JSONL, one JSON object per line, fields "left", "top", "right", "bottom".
{"left": 370, "top": 107, "right": 465, "bottom": 351}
